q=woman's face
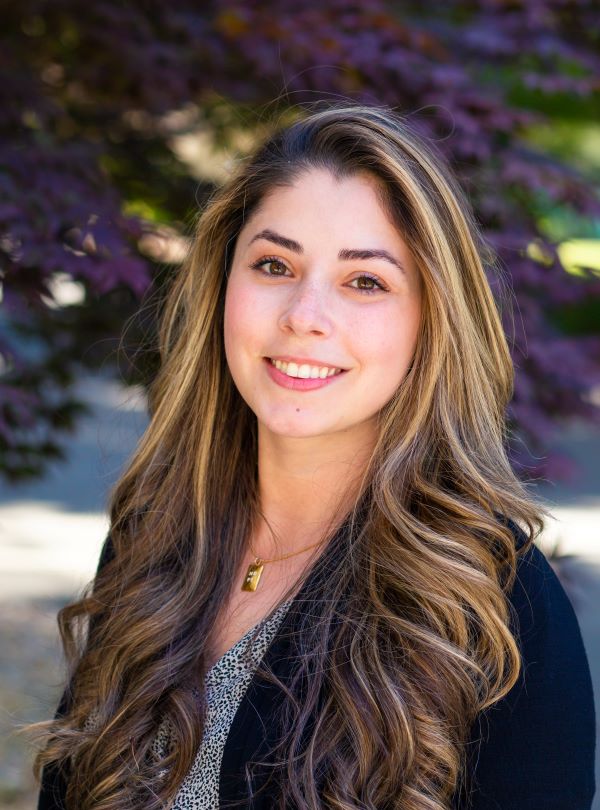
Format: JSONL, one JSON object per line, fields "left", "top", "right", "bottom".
{"left": 223, "top": 168, "right": 422, "bottom": 443}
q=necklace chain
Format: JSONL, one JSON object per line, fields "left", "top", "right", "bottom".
{"left": 248, "top": 536, "right": 324, "bottom": 564}
{"left": 241, "top": 517, "right": 325, "bottom": 592}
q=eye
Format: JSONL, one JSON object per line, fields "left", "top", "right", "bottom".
{"left": 249, "top": 256, "right": 289, "bottom": 276}
{"left": 348, "top": 274, "right": 389, "bottom": 295}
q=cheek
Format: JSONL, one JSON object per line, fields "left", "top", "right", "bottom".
{"left": 224, "top": 278, "right": 270, "bottom": 361}
{"left": 225, "top": 277, "right": 251, "bottom": 333}
{"left": 223, "top": 283, "right": 245, "bottom": 365}
{"left": 355, "top": 304, "right": 420, "bottom": 378}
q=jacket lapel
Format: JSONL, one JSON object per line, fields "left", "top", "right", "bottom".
{"left": 219, "top": 534, "right": 343, "bottom": 809}
{"left": 218, "top": 613, "right": 297, "bottom": 808}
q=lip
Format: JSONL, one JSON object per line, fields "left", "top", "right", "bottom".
{"left": 266, "top": 355, "right": 347, "bottom": 371}
{"left": 263, "top": 357, "right": 348, "bottom": 391}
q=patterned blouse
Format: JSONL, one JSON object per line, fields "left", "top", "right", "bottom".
{"left": 152, "top": 598, "right": 295, "bottom": 808}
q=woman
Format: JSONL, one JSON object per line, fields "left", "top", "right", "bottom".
{"left": 30, "top": 102, "right": 595, "bottom": 809}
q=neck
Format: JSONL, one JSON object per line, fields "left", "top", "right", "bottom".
{"left": 253, "top": 421, "right": 376, "bottom": 558}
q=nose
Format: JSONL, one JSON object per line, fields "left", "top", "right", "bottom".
{"left": 278, "top": 280, "right": 333, "bottom": 337}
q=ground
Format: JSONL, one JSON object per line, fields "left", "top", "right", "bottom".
{"left": 1, "top": 373, "right": 598, "bottom": 808}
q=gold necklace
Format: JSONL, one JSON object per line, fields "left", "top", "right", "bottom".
{"left": 241, "top": 529, "right": 325, "bottom": 592}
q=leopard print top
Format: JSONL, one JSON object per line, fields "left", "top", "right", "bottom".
{"left": 152, "top": 598, "right": 294, "bottom": 808}
{"left": 82, "top": 598, "right": 294, "bottom": 806}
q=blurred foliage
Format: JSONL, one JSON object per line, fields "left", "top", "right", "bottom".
{"left": 1, "top": 0, "right": 600, "bottom": 483}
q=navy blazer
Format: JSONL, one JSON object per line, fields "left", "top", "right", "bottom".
{"left": 38, "top": 521, "right": 596, "bottom": 809}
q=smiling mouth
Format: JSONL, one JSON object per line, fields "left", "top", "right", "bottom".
{"left": 265, "top": 357, "right": 346, "bottom": 379}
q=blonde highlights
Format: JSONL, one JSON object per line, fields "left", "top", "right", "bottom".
{"left": 25, "top": 102, "right": 547, "bottom": 809}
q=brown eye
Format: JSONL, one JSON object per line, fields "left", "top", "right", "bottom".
{"left": 250, "top": 257, "right": 289, "bottom": 276}
{"left": 349, "top": 274, "right": 388, "bottom": 295}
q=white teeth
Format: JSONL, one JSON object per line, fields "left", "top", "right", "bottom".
{"left": 271, "top": 359, "right": 342, "bottom": 379}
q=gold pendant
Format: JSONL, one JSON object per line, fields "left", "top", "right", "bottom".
{"left": 242, "top": 559, "right": 264, "bottom": 591}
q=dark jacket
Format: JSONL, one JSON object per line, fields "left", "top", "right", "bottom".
{"left": 38, "top": 520, "right": 596, "bottom": 809}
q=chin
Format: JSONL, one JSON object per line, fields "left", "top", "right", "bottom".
{"left": 258, "top": 416, "right": 329, "bottom": 439}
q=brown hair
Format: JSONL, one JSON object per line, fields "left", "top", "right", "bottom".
{"left": 25, "top": 101, "right": 547, "bottom": 809}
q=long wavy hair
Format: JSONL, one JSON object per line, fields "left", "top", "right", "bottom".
{"left": 26, "top": 101, "right": 548, "bottom": 810}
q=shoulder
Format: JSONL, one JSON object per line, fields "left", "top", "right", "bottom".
{"left": 95, "top": 529, "right": 115, "bottom": 575}
{"left": 456, "top": 518, "right": 597, "bottom": 809}
{"left": 494, "top": 516, "right": 589, "bottom": 671}
{"left": 38, "top": 532, "right": 115, "bottom": 810}
{"left": 504, "top": 519, "right": 590, "bottom": 674}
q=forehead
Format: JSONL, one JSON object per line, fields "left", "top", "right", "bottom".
{"left": 239, "top": 168, "right": 401, "bottom": 247}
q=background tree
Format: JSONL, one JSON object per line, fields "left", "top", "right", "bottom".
{"left": 2, "top": 0, "right": 599, "bottom": 482}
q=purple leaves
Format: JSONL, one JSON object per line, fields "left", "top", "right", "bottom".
{"left": 2, "top": 0, "right": 599, "bottom": 481}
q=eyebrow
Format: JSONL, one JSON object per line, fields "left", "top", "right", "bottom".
{"left": 247, "top": 228, "right": 406, "bottom": 276}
